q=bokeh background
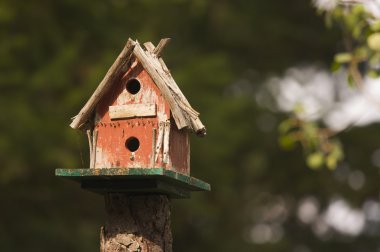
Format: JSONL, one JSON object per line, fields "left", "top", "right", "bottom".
{"left": 1, "top": 0, "right": 380, "bottom": 251}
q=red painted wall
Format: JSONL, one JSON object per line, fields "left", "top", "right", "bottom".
{"left": 93, "top": 60, "right": 189, "bottom": 174}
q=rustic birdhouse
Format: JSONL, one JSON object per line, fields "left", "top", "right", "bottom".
{"left": 56, "top": 38, "right": 210, "bottom": 198}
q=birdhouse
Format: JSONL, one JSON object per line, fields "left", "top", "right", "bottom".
{"left": 56, "top": 38, "right": 210, "bottom": 198}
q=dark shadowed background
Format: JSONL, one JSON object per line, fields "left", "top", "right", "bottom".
{"left": 1, "top": 0, "right": 380, "bottom": 251}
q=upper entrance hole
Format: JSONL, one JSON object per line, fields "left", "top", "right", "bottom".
{"left": 126, "top": 78, "right": 141, "bottom": 94}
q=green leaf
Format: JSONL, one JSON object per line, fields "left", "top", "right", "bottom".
{"left": 344, "top": 7, "right": 363, "bottom": 32}
{"left": 347, "top": 73, "right": 355, "bottom": 88}
{"left": 330, "top": 141, "right": 344, "bottom": 160}
{"left": 367, "top": 70, "right": 380, "bottom": 78}
{"left": 330, "top": 61, "right": 341, "bottom": 72}
{"left": 334, "top": 52, "right": 352, "bottom": 63}
{"left": 369, "top": 52, "right": 380, "bottom": 66}
{"left": 352, "top": 4, "right": 365, "bottom": 16}
{"left": 353, "top": 21, "right": 365, "bottom": 39}
{"left": 370, "top": 20, "right": 380, "bottom": 31}
{"left": 278, "top": 119, "right": 295, "bottom": 134}
{"left": 293, "top": 103, "right": 304, "bottom": 115}
{"left": 355, "top": 47, "right": 368, "bottom": 60}
{"left": 326, "top": 154, "right": 337, "bottom": 170}
{"left": 325, "top": 141, "right": 344, "bottom": 170}
{"left": 368, "top": 33, "right": 380, "bottom": 51}
{"left": 303, "top": 123, "right": 318, "bottom": 147}
{"left": 307, "top": 152, "right": 324, "bottom": 170}
{"left": 279, "top": 135, "right": 296, "bottom": 151}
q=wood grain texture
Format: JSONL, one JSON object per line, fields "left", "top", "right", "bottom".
{"left": 70, "top": 39, "right": 136, "bottom": 129}
{"left": 94, "top": 63, "right": 170, "bottom": 169}
{"left": 168, "top": 121, "right": 190, "bottom": 175}
{"left": 191, "top": 117, "right": 206, "bottom": 136}
{"left": 102, "top": 194, "right": 172, "bottom": 252}
{"left": 153, "top": 38, "right": 171, "bottom": 57}
{"left": 91, "top": 130, "right": 98, "bottom": 168}
{"left": 100, "top": 226, "right": 105, "bottom": 252}
{"left": 109, "top": 104, "right": 156, "bottom": 120}
{"left": 133, "top": 42, "right": 206, "bottom": 135}
{"left": 70, "top": 38, "right": 206, "bottom": 136}
{"left": 143, "top": 42, "right": 155, "bottom": 52}
{"left": 132, "top": 43, "right": 188, "bottom": 129}
{"left": 155, "top": 122, "right": 164, "bottom": 163}
{"left": 150, "top": 128, "right": 157, "bottom": 167}
{"left": 162, "top": 120, "right": 170, "bottom": 164}
{"left": 86, "top": 130, "right": 93, "bottom": 167}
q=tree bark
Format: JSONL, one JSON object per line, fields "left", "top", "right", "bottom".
{"left": 101, "top": 193, "right": 172, "bottom": 252}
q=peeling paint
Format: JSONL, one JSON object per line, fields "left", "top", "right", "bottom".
{"left": 93, "top": 61, "right": 189, "bottom": 174}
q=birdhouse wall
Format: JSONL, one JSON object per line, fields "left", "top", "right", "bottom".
{"left": 169, "top": 119, "right": 190, "bottom": 175}
{"left": 92, "top": 60, "right": 189, "bottom": 174}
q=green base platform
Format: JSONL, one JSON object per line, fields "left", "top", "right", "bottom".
{"left": 55, "top": 168, "right": 211, "bottom": 199}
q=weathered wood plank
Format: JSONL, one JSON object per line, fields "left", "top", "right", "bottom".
{"left": 157, "top": 65, "right": 206, "bottom": 134}
{"left": 162, "top": 120, "right": 170, "bottom": 164}
{"left": 154, "top": 55, "right": 200, "bottom": 118}
{"left": 100, "top": 226, "right": 105, "bottom": 252}
{"left": 133, "top": 43, "right": 189, "bottom": 129}
{"left": 70, "top": 39, "right": 136, "bottom": 129}
{"left": 143, "top": 41, "right": 155, "bottom": 52}
{"left": 158, "top": 58, "right": 170, "bottom": 74}
{"left": 86, "top": 129, "right": 93, "bottom": 167}
{"left": 153, "top": 38, "right": 171, "bottom": 57}
{"left": 150, "top": 128, "right": 157, "bottom": 167}
{"left": 155, "top": 122, "right": 165, "bottom": 163}
{"left": 145, "top": 46, "right": 206, "bottom": 135}
{"left": 191, "top": 117, "right": 206, "bottom": 136}
{"left": 109, "top": 104, "right": 156, "bottom": 120}
{"left": 90, "top": 130, "right": 98, "bottom": 168}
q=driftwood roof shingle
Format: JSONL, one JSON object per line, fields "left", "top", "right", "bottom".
{"left": 70, "top": 38, "right": 206, "bottom": 136}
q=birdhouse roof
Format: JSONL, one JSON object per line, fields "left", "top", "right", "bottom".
{"left": 70, "top": 38, "right": 206, "bottom": 136}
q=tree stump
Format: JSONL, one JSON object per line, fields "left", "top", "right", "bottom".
{"left": 101, "top": 193, "right": 172, "bottom": 252}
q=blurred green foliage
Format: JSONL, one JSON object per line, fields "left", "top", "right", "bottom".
{"left": 278, "top": 116, "right": 344, "bottom": 170}
{"left": 322, "top": 3, "right": 380, "bottom": 80}
{"left": 282, "top": 2, "right": 380, "bottom": 171}
{"left": 1, "top": 0, "right": 379, "bottom": 251}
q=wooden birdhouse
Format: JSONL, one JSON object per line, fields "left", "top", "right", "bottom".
{"left": 56, "top": 38, "right": 210, "bottom": 198}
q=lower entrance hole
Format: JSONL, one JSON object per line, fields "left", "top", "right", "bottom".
{"left": 125, "top": 137, "right": 140, "bottom": 152}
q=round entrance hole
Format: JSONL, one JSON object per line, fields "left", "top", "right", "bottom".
{"left": 125, "top": 137, "right": 140, "bottom": 152}
{"left": 126, "top": 78, "right": 141, "bottom": 94}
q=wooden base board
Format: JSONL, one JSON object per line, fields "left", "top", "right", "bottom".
{"left": 55, "top": 168, "right": 210, "bottom": 199}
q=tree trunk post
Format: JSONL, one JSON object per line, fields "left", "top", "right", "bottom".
{"left": 100, "top": 193, "right": 172, "bottom": 252}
